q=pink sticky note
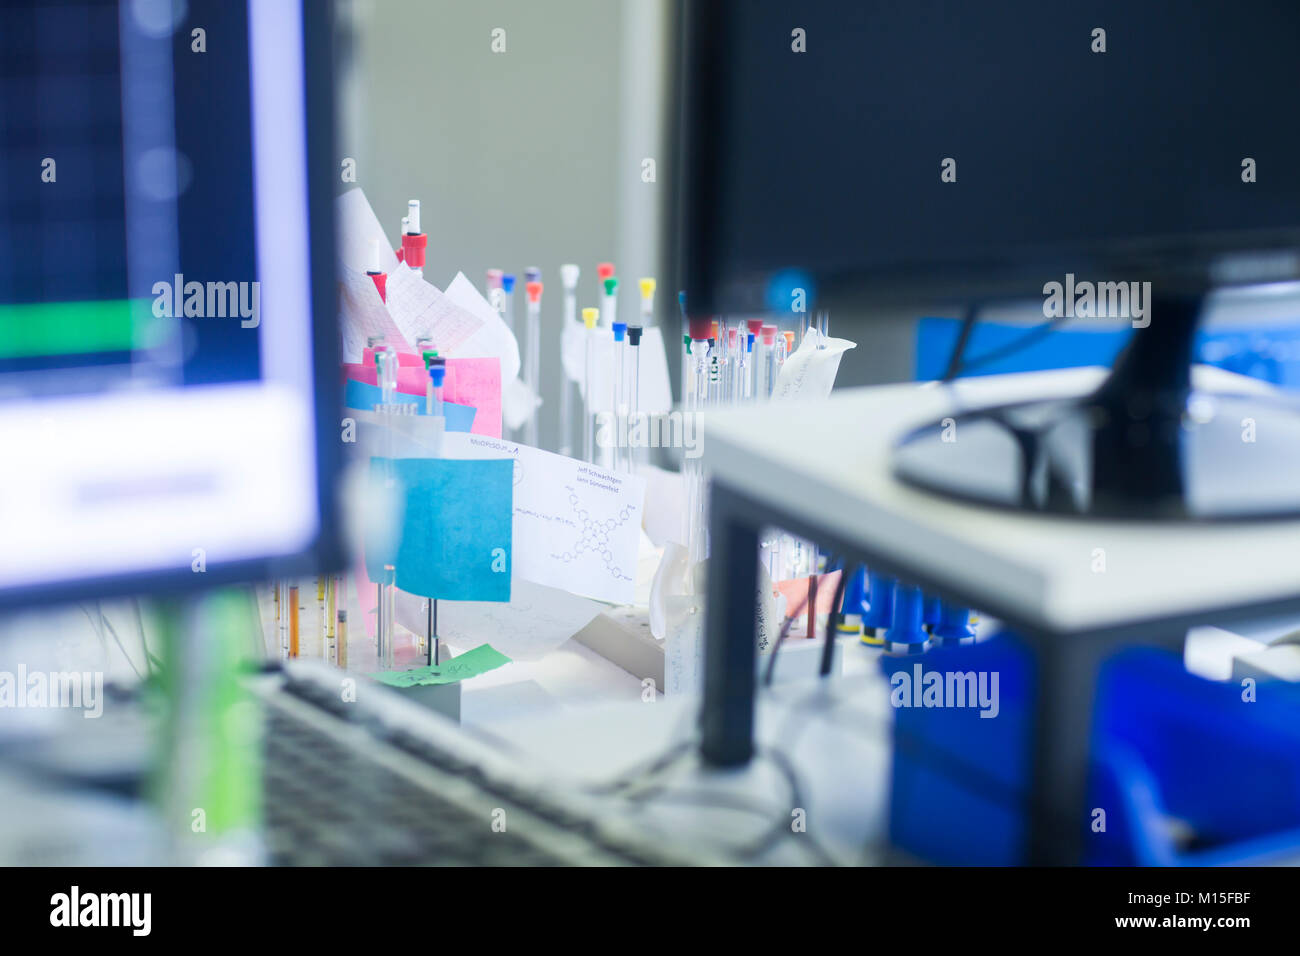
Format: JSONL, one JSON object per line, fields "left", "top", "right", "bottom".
{"left": 343, "top": 357, "right": 502, "bottom": 438}
{"left": 774, "top": 570, "right": 844, "bottom": 619}
{"left": 362, "top": 346, "right": 424, "bottom": 367}
{"left": 344, "top": 363, "right": 432, "bottom": 396}
{"left": 354, "top": 562, "right": 377, "bottom": 640}
{"left": 394, "top": 365, "right": 435, "bottom": 395}
{"left": 350, "top": 566, "right": 430, "bottom": 667}
{"left": 442, "top": 358, "right": 501, "bottom": 438}
{"left": 342, "top": 362, "right": 378, "bottom": 387}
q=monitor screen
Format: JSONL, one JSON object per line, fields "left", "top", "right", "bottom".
{"left": 679, "top": 0, "right": 1300, "bottom": 313}
{"left": 0, "top": 0, "right": 339, "bottom": 606}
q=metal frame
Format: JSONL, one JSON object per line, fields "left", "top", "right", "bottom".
{"left": 700, "top": 477, "right": 1203, "bottom": 865}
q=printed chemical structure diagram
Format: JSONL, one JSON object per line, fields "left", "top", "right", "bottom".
{"left": 550, "top": 486, "right": 637, "bottom": 581}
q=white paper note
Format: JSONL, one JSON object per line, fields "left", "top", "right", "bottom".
{"left": 348, "top": 408, "right": 445, "bottom": 461}
{"left": 442, "top": 433, "right": 646, "bottom": 605}
{"left": 336, "top": 187, "right": 399, "bottom": 276}
{"left": 755, "top": 561, "right": 784, "bottom": 653}
{"left": 560, "top": 324, "right": 672, "bottom": 415}
{"left": 560, "top": 319, "right": 586, "bottom": 385}
{"left": 773, "top": 329, "right": 856, "bottom": 401}
{"left": 663, "top": 595, "right": 704, "bottom": 695}
{"left": 639, "top": 464, "right": 686, "bottom": 549}
{"left": 442, "top": 272, "right": 521, "bottom": 382}
{"left": 385, "top": 263, "right": 484, "bottom": 356}
{"left": 659, "top": 557, "right": 780, "bottom": 693}
{"left": 633, "top": 327, "right": 674, "bottom": 415}
{"left": 561, "top": 323, "right": 613, "bottom": 413}
{"left": 393, "top": 579, "right": 602, "bottom": 661}
{"left": 501, "top": 376, "right": 541, "bottom": 432}
{"left": 338, "top": 264, "right": 411, "bottom": 362}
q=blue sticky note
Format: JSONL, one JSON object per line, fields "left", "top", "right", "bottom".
{"left": 366, "top": 457, "right": 512, "bottom": 602}
{"left": 344, "top": 378, "right": 477, "bottom": 433}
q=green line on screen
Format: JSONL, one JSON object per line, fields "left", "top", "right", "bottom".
{"left": 0, "top": 298, "right": 165, "bottom": 359}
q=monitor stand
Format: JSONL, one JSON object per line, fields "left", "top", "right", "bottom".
{"left": 894, "top": 292, "right": 1300, "bottom": 519}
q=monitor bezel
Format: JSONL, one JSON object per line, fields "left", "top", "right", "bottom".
{"left": 0, "top": 0, "right": 343, "bottom": 612}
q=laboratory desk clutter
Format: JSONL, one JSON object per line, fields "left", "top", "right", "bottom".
{"left": 261, "top": 187, "right": 859, "bottom": 701}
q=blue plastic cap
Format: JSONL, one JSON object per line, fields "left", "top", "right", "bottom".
{"left": 862, "top": 571, "right": 896, "bottom": 631}
{"left": 933, "top": 601, "right": 975, "bottom": 642}
{"left": 886, "top": 584, "right": 929, "bottom": 646}
{"left": 842, "top": 567, "right": 870, "bottom": 616}
{"left": 502, "top": 274, "right": 516, "bottom": 293}
{"left": 525, "top": 266, "right": 541, "bottom": 283}
{"left": 430, "top": 365, "right": 446, "bottom": 387}
{"left": 613, "top": 321, "right": 627, "bottom": 342}
{"left": 924, "top": 595, "right": 943, "bottom": 626}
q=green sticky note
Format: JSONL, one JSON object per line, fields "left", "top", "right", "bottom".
{"left": 368, "top": 643, "right": 511, "bottom": 688}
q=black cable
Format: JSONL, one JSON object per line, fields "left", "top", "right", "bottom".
{"left": 766, "top": 554, "right": 851, "bottom": 686}
{"left": 606, "top": 659, "right": 1084, "bottom": 864}
{"left": 819, "top": 564, "right": 852, "bottom": 677}
{"left": 78, "top": 602, "right": 111, "bottom": 665}
{"left": 763, "top": 598, "right": 805, "bottom": 687}
{"left": 942, "top": 301, "right": 1077, "bottom": 381}
{"left": 91, "top": 604, "right": 145, "bottom": 681}
{"left": 941, "top": 302, "right": 981, "bottom": 381}
{"left": 132, "top": 598, "right": 154, "bottom": 676}
{"left": 774, "top": 686, "right": 1028, "bottom": 830}
{"left": 585, "top": 740, "right": 696, "bottom": 797}
{"left": 957, "top": 315, "right": 1072, "bottom": 377}
{"left": 582, "top": 705, "right": 702, "bottom": 797}
{"left": 621, "top": 743, "right": 840, "bottom": 865}
{"left": 762, "top": 551, "right": 838, "bottom": 687}
{"left": 757, "top": 746, "right": 840, "bottom": 865}
{"left": 594, "top": 660, "right": 1066, "bottom": 864}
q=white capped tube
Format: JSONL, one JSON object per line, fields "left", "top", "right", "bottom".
{"left": 367, "top": 237, "right": 385, "bottom": 275}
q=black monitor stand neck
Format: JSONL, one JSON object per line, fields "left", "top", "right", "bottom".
{"left": 1088, "top": 293, "right": 1202, "bottom": 516}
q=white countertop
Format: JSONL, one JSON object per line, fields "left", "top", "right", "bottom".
{"left": 700, "top": 366, "right": 1300, "bottom": 635}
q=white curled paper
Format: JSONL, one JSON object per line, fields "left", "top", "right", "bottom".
{"left": 773, "top": 328, "right": 856, "bottom": 401}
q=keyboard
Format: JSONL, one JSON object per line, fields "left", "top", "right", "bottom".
{"left": 252, "top": 660, "right": 719, "bottom": 866}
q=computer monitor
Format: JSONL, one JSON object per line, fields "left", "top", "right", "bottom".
{"left": 0, "top": 0, "right": 340, "bottom": 608}
{"left": 677, "top": 0, "right": 1300, "bottom": 518}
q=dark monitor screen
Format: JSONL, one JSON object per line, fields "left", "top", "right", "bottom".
{"left": 679, "top": 0, "right": 1300, "bottom": 313}
{"left": 0, "top": 0, "right": 263, "bottom": 385}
